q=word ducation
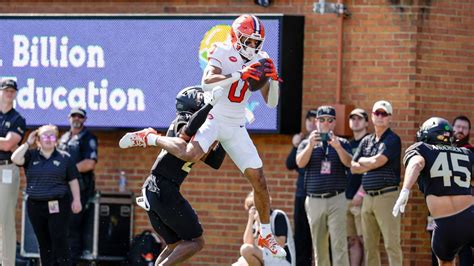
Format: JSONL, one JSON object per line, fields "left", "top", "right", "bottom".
{"left": 16, "top": 78, "right": 145, "bottom": 111}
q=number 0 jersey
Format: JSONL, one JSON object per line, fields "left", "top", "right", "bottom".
{"left": 404, "top": 142, "right": 473, "bottom": 197}
{"left": 204, "top": 42, "right": 268, "bottom": 124}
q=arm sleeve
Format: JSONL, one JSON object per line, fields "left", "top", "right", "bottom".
{"left": 81, "top": 134, "right": 98, "bottom": 162}
{"left": 66, "top": 156, "right": 81, "bottom": 182}
{"left": 203, "top": 143, "right": 226, "bottom": 169}
{"left": 11, "top": 116, "right": 26, "bottom": 139}
{"left": 22, "top": 149, "right": 32, "bottom": 169}
{"left": 273, "top": 213, "right": 288, "bottom": 237}
{"left": 184, "top": 104, "right": 213, "bottom": 137}
{"left": 285, "top": 147, "right": 298, "bottom": 170}
{"left": 403, "top": 142, "right": 423, "bottom": 167}
{"left": 207, "top": 43, "right": 224, "bottom": 69}
{"left": 381, "top": 135, "right": 401, "bottom": 161}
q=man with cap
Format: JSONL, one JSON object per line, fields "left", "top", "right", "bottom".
{"left": 451, "top": 115, "right": 473, "bottom": 266}
{"left": 351, "top": 100, "right": 402, "bottom": 266}
{"left": 345, "top": 108, "right": 369, "bottom": 266}
{"left": 0, "top": 79, "right": 26, "bottom": 266}
{"left": 296, "top": 105, "right": 352, "bottom": 266}
{"left": 58, "top": 107, "right": 98, "bottom": 261}
{"left": 285, "top": 109, "right": 317, "bottom": 266}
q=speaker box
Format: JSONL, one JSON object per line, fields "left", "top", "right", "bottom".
{"left": 82, "top": 191, "right": 134, "bottom": 261}
{"left": 20, "top": 191, "right": 134, "bottom": 262}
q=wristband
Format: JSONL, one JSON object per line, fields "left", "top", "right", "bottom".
{"left": 146, "top": 134, "right": 159, "bottom": 146}
{"left": 357, "top": 191, "right": 366, "bottom": 197}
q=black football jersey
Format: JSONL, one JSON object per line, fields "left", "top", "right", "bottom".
{"left": 150, "top": 120, "right": 194, "bottom": 186}
{"left": 404, "top": 142, "right": 473, "bottom": 197}
{"left": 151, "top": 149, "right": 194, "bottom": 186}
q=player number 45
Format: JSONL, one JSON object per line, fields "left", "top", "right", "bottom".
{"left": 430, "top": 152, "right": 471, "bottom": 188}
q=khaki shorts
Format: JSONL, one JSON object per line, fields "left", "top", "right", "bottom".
{"left": 346, "top": 200, "right": 362, "bottom": 237}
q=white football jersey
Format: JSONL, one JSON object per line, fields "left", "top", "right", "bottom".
{"left": 203, "top": 42, "right": 268, "bottom": 124}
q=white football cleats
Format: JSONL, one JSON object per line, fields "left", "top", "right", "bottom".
{"left": 119, "top": 127, "right": 158, "bottom": 148}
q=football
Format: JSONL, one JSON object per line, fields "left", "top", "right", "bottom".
{"left": 248, "top": 58, "right": 270, "bottom": 92}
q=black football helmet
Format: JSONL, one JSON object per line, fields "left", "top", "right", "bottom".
{"left": 175, "top": 86, "right": 205, "bottom": 114}
{"left": 416, "top": 117, "right": 453, "bottom": 145}
{"left": 173, "top": 111, "right": 192, "bottom": 136}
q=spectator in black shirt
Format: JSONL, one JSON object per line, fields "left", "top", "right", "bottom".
{"left": 0, "top": 79, "right": 26, "bottom": 266}
{"left": 285, "top": 109, "right": 317, "bottom": 266}
{"left": 11, "top": 124, "right": 82, "bottom": 266}
{"left": 58, "top": 107, "right": 98, "bottom": 260}
{"left": 351, "top": 100, "right": 402, "bottom": 266}
{"left": 296, "top": 105, "right": 352, "bottom": 266}
{"left": 346, "top": 108, "right": 369, "bottom": 266}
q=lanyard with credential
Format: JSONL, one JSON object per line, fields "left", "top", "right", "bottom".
{"left": 321, "top": 142, "right": 331, "bottom": 174}
{"left": 322, "top": 141, "right": 330, "bottom": 160}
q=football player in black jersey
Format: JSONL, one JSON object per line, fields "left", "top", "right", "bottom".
{"left": 392, "top": 117, "right": 474, "bottom": 266}
{"left": 123, "top": 86, "right": 226, "bottom": 266}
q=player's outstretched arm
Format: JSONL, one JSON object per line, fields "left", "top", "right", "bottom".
{"left": 182, "top": 86, "right": 224, "bottom": 139}
{"left": 392, "top": 155, "right": 425, "bottom": 217}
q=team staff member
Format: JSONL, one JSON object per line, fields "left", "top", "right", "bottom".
{"left": 11, "top": 124, "right": 82, "bottom": 266}
{"left": 351, "top": 100, "right": 403, "bottom": 266}
{"left": 393, "top": 117, "right": 474, "bottom": 266}
{"left": 296, "top": 106, "right": 352, "bottom": 266}
{"left": 0, "top": 79, "right": 26, "bottom": 266}
{"left": 346, "top": 108, "right": 369, "bottom": 266}
{"left": 58, "top": 108, "right": 98, "bottom": 260}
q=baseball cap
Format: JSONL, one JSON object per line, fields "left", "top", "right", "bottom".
{"left": 372, "top": 100, "right": 393, "bottom": 115}
{"left": 69, "top": 108, "right": 87, "bottom": 117}
{"left": 349, "top": 108, "right": 369, "bottom": 121}
{"left": 305, "top": 109, "right": 318, "bottom": 119}
{"left": 1, "top": 79, "right": 18, "bottom": 91}
{"left": 316, "top": 105, "right": 336, "bottom": 117}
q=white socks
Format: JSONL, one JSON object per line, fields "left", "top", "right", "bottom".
{"left": 260, "top": 223, "right": 271, "bottom": 237}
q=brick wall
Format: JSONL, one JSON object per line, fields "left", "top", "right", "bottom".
{"left": 4, "top": 0, "right": 473, "bottom": 265}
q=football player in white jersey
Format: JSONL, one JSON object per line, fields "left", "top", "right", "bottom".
{"left": 120, "top": 14, "right": 285, "bottom": 258}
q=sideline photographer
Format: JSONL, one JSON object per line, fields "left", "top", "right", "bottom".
{"left": 296, "top": 105, "right": 352, "bottom": 266}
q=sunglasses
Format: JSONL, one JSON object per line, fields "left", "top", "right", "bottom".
{"left": 70, "top": 114, "right": 85, "bottom": 119}
{"left": 372, "top": 111, "right": 390, "bottom": 117}
{"left": 318, "top": 117, "right": 335, "bottom": 123}
{"left": 40, "top": 135, "right": 57, "bottom": 142}
{"left": 349, "top": 115, "right": 365, "bottom": 121}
